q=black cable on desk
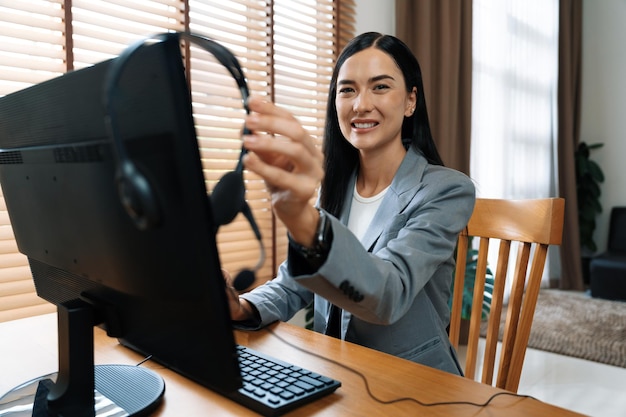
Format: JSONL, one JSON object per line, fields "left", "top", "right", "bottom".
{"left": 264, "top": 327, "right": 538, "bottom": 410}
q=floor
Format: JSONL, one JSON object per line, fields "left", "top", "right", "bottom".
{"left": 456, "top": 340, "right": 626, "bottom": 417}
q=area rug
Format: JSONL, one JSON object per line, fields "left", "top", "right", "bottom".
{"left": 485, "top": 289, "right": 626, "bottom": 368}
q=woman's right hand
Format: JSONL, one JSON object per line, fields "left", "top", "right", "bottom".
{"left": 242, "top": 96, "right": 324, "bottom": 248}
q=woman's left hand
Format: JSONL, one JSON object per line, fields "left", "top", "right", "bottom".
{"left": 242, "top": 96, "right": 324, "bottom": 247}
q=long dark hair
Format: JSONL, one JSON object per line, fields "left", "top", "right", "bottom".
{"left": 320, "top": 32, "right": 443, "bottom": 217}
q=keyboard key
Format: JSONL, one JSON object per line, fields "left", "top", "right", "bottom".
{"left": 294, "top": 381, "right": 316, "bottom": 392}
{"left": 300, "top": 376, "right": 325, "bottom": 388}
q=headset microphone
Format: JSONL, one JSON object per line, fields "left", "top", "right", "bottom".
{"left": 211, "top": 169, "right": 245, "bottom": 227}
{"left": 231, "top": 201, "right": 266, "bottom": 291}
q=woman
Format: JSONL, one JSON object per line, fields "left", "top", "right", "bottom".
{"left": 227, "top": 32, "right": 475, "bottom": 375}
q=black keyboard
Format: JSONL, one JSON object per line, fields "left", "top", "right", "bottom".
{"left": 227, "top": 345, "right": 341, "bottom": 416}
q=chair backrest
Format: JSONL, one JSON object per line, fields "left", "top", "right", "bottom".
{"left": 449, "top": 198, "right": 564, "bottom": 392}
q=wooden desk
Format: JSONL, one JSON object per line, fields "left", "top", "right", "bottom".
{"left": 0, "top": 314, "right": 585, "bottom": 417}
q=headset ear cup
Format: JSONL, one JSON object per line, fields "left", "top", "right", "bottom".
{"left": 117, "top": 162, "right": 161, "bottom": 230}
{"left": 233, "top": 269, "right": 256, "bottom": 291}
{"left": 210, "top": 171, "right": 264, "bottom": 292}
{"left": 211, "top": 170, "right": 245, "bottom": 227}
{"left": 106, "top": 31, "right": 250, "bottom": 234}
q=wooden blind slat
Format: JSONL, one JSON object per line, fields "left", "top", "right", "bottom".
{"left": 0, "top": 295, "right": 54, "bottom": 323}
{"left": 0, "top": 279, "right": 37, "bottom": 298}
{"left": 73, "top": 1, "right": 183, "bottom": 26}
{"left": 0, "top": 266, "right": 31, "bottom": 284}
{"left": 275, "top": 0, "right": 334, "bottom": 16}
{"left": 0, "top": 239, "right": 19, "bottom": 254}
{"left": 0, "top": 227, "right": 17, "bottom": 241}
{"left": 0, "top": 14, "right": 63, "bottom": 32}
{"left": 0, "top": 1, "right": 63, "bottom": 17}
{"left": 0, "top": 254, "right": 29, "bottom": 270}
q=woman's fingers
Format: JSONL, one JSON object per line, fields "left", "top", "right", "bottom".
{"left": 243, "top": 151, "right": 320, "bottom": 201}
{"left": 245, "top": 96, "right": 320, "bottom": 157}
{"left": 243, "top": 134, "right": 322, "bottom": 174}
{"left": 241, "top": 95, "right": 324, "bottom": 232}
{"left": 242, "top": 96, "right": 323, "bottom": 196}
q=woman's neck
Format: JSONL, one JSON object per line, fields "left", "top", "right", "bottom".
{"left": 357, "top": 143, "right": 407, "bottom": 197}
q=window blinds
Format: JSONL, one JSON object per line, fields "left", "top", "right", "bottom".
{"left": 0, "top": 1, "right": 66, "bottom": 322}
{"left": 0, "top": 0, "right": 355, "bottom": 322}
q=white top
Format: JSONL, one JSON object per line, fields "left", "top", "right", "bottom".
{"left": 347, "top": 183, "right": 389, "bottom": 242}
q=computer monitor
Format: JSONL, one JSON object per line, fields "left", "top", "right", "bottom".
{"left": 0, "top": 37, "right": 242, "bottom": 415}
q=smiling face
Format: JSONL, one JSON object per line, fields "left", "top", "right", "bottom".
{"left": 335, "top": 47, "right": 416, "bottom": 155}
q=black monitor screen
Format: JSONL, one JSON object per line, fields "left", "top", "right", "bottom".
{"left": 0, "top": 37, "right": 241, "bottom": 415}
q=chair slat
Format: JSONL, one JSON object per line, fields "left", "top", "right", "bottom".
{"left": 449, "top": 233, "right": 469, "bottom": 347}
{"left": 496, "top": 242, "right": 531, "bottom": 388}
{"left": 481, "top": 239, "right": 510, "bottom": 385}
{"left": 505, "top": 244, "right": 549, "bottom": 391}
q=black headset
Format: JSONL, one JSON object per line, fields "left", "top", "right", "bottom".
{"left": 103, "top": 31, "right": 262, "bottom": 291}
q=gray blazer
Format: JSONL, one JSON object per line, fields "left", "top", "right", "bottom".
{"left": 240, "top": 147, "right": 475, "bottom": 375}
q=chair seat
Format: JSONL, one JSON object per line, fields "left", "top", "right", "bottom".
{"left": 590, "top": 253, "right": 626, "bottom": 301}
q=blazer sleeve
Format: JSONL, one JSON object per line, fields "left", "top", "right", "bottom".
{"left": 237, "top": 260, "right": 314, "bottom": 329}
{"left": 290, "top": 166, "right": 475, "bottom": 325}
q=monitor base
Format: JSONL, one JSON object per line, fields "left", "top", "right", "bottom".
{"left": 0, "top": 364, "right": 165, "bottom": 417}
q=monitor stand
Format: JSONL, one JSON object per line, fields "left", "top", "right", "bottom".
{"left": 0, "top": 300, "right": 165, "bottom": 417}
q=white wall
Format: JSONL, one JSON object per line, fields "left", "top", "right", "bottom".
{"left": 581, "top": 0, "right": 626, "bottom": 253}
{"left": 354, "top": 0, "right": 395, "bottom": 36}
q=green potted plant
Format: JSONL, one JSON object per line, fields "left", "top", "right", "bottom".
{"left": 304, "top": 301, "right": 314, "bottom": 330}
{"left": 451, "top": 237, "right": 494, "bottom": 343}
{"left": 575, "top": 141, "right": 604, "bottom": 283}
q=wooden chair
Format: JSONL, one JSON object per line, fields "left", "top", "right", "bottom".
{"left": 449, "top": 198, "right": 565, "bottom": 392}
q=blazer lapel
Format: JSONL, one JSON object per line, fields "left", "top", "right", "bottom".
{"left": 328, "top": 148, "right": 428, "bottom": 337}
{"left": 345, "top": 148, "right": 428, "bottom": 252}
